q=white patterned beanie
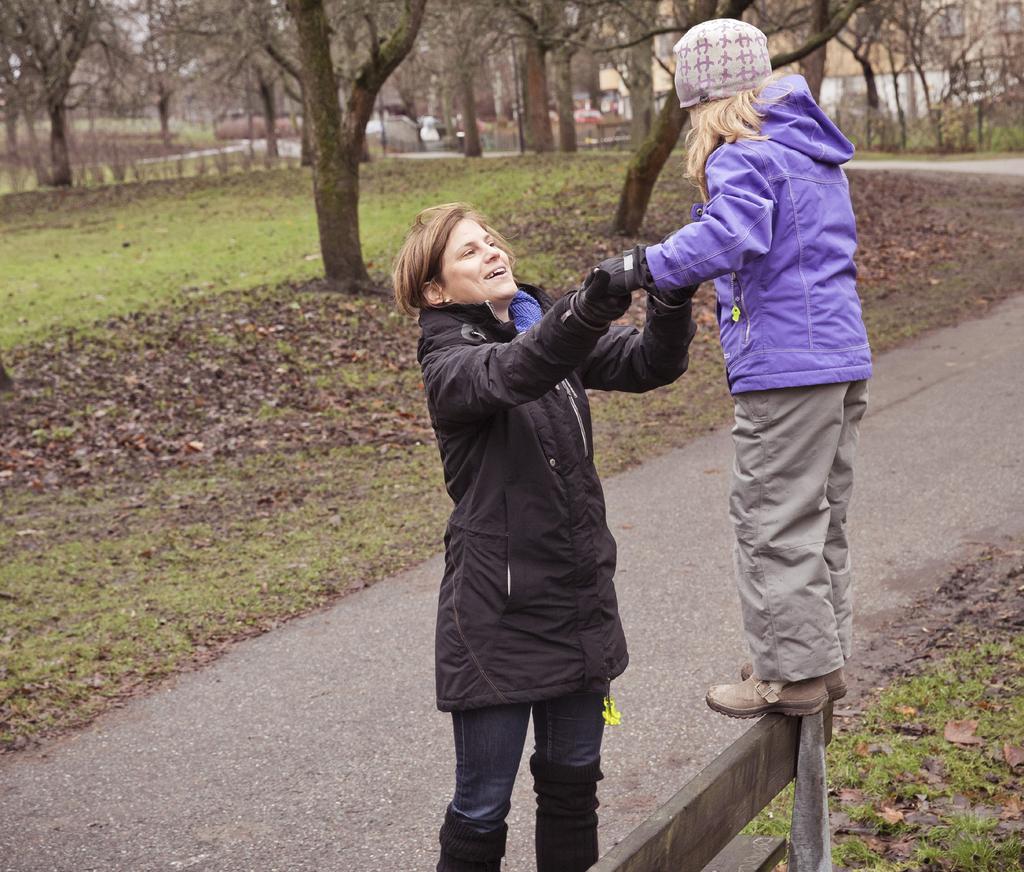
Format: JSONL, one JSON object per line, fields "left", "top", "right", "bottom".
{"left": 672, "top": 19, "right": 772, "bottom": 109}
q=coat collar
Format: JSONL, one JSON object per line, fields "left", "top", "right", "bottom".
{"left": 418, "top": 284, "right": 550, "bottom": 337}
{"left": 416, "top": 284, "right": 552, "bottom": 363}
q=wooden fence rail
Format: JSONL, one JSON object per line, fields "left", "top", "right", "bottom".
{"left": 592, "top": 704, "right": 833, "bottom": 872}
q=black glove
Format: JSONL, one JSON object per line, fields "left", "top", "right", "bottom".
{"left": 569, "top": 268, "right": 631, "bottom": 329}
{"left": 648, "top": 281, "right": 701, "bottom": 307}
{"left": 597, "top": 244, "right": 654, "bottom": 295}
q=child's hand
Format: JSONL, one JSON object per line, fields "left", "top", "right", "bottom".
{"left": 597, "top": 245, "right": 652, "bottom": 295}
{"left": 649, "top": 282, "right": 701, "bottom": 307}
{"left": 570, "top": 268, "right": 631, "bottom": 328}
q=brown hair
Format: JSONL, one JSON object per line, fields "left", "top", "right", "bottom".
{"left": 392, "top": 202, "right": 516, "bottom": 316}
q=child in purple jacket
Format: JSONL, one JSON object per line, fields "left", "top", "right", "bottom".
{"left": 597, "top": 18, "right": 872, "bottom": 718}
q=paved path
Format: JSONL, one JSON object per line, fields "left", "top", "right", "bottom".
{"left": 847, "top": 157, "right": 1024, "bottom": 176}
{"left": 3, "top": 297, "right": 1024, "bottom": 872}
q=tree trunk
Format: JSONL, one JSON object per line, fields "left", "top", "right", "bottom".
{"left": 23, "top": 108, "right": 48, "bottom": 186}
{"left": 287, "top": 0, "right": 370, "bottom": 290}
{"left": 888, "top": 51, "right": 907, "bottom": 150}
{"left": 911, "top": 60, "right": 942, "bottom": 148}
{"left": 800, "top": 0, "right": 830, "bottom": 101}
{"left": 440, "top": 82, "right": 456, "bottom": 148}
{"left": 300, "top": 85, "right": 313, "bottom": 166}
{"left": 553, "top": 48, "right": 576, "bottom": 153}
{"left": 258, "top": 72, "right": 279, "bottom": 158}
{"left": 492, "top": 63, "right": 507, "bottom": 120}
{"left": 459, "top": 67, "right": 482, "bottom": 158}
{"left": 522, "top": 31, "right": 553, "bottom": 153}
{"left": 245, "top": 68, "right": 256, "bottom": 157}
{"left": 5, "top": 106, "right": 18, "bottom": 157}
{"left": 856, "top": 56, "right": 879, "bottom": 111}
{"left": 157, "top": 85, "right": 172, "bottom": 148}
{"left": 628, "top": 36, "right": 655, "bottom": 149}
{"left": 0, "top": 359, "right": 12, "bottom": 393}
{"left": 613, "top": 97, "right": 687, "bottom": 236}
{"left": 48, "top": 101, "right": 73, "bottom": 187}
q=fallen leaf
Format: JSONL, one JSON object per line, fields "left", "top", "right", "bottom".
{"left": 879, "top": 805, "right": 905, "bottom": 824}
{"left": 864, "top": 836, "right": 887, "bottom": 854}
{"left": 185, "top": 440, "right": 204, "bottom": 453}
{"left": 1004, "top": 743, "right": 1024, "bottom": 770}
{"left": 894, "top": 704, "right": 918, "bottom": 716}
{"left": 944, "top": 719, "right": 983, "bottom": 745}
{"left": 886, "top": 838, "right": 916, "bottom": 859}
{"left": 1000, "top": 796, "right": 1023, "bottom": 820}
{"left": 839, "top": 788, "right": 867, "bottom": 804}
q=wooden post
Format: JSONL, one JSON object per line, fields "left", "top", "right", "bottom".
{"left": 592, "top": 704, "right": 833, "bottom": 872}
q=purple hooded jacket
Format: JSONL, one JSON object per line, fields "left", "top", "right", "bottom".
{"left": 645, "top": 75, "right": 872, "bottom": 394}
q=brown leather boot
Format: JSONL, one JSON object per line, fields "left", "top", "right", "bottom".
{"left": 739, "top": 662, "right": 847, "bottom": 701}
{"left": 706, "top": 674, "right": 828, "bottom": 718}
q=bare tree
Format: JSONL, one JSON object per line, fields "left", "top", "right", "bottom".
{"left": 131, "top": 0, "right": 195, "bottom": 148}
{"left": 286, "top": 0, "right": 426, "bottom": 291}
{"left": 502, "top": 0, "right": 592, "bottom": 153}
{"left": 0, "top": 44, "right": 35, "bottom": 164}
{"left": 613, "top": 0, "right": 872, "bottom": 236}
{"left": 800, "top": 0, "right": 830, "bottom": 100}
{"left": 417, "top": 1, "right": 513, "bottom": 157}
{"left": 243, "top": 0, "right": 312, "bottom": 163}
{"left": 599, "top": 0, "right": 662, "bottom": 148}
{"left": 838, "top": 8, "right": 883, "bottom": 112}
{"left": 253, "top": 63, "right": 279, "bottom": 156}
{"left": 0, "top": 0, "right": 101, "bottom": 187}
{"left": 887, "top": 0, "right": 992, "bottom": 149}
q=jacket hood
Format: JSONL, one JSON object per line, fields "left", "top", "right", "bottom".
{"left": 758, "top": 74, "right": 854, "bottom": 166}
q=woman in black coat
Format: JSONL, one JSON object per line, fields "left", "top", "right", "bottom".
{"left": 392, "top": 203, "right": 697, "bottom": 872}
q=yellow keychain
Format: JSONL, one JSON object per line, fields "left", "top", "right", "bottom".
{"left": 731, "top": 304, "right": 741, "bottom": 323}
{"left": 602, "top": 695, "right": 622, "bottom": 726}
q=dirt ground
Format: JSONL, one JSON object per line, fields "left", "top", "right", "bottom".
{"left": 843, "top": 539, "right": 1024, "bottom": 712}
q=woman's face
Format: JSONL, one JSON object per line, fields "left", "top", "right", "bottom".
{"left": 432, "top": 219, "right": 518, "bottom": 320}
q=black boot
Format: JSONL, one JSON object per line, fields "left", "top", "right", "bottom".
{"left": 436, "top": 806, "right": 507, "bottom": 872}
{"left": 531, "top": 753, "right": 603, "bottom": 872}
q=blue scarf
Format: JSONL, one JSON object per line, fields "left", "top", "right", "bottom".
{"left": 509, "top": 290, "right": 542, "bottom": 333}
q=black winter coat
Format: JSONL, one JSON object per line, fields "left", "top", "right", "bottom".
{"left": 417, "top": 285, "right": 697, "bottom": 712}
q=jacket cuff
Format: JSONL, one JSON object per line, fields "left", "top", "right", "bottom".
{"left": 646, "top": 289, "right": 695, "bottom": 314}
{"left": 564, "top": 291, "right": 614, "bottom": 334}
{"left": 644, "top": 241, "right": 696, "bottom": 292}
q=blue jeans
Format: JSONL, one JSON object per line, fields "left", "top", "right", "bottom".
{"left": 449, "top": 692, "right": 605, "bottom": 833}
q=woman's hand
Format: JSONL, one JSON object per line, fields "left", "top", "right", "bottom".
{"left": 570, "top": 268, "right": 632, "bottom": 329}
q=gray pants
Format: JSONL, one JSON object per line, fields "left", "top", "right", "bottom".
{"left": 730, "top": 380, "right": 868, "bottom": 682}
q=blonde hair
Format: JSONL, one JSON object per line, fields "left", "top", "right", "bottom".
{"left": 685, "top": 74, "right": 784, "bottom": 200}
{"left": 392, "top": 202, "right": 516, "bottom": 316}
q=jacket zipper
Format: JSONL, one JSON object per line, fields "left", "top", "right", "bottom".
{"left": 731, "top": 273, "right": 751, "bottom": 345}
{"left": 561, "top": 379, "right": 588, "bottom": 456}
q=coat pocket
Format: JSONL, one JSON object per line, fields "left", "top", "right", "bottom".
{"left": 454, "top": 528, "right": 510, "bottom": 634}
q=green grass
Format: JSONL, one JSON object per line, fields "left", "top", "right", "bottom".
{"left": 0, "top": 443, "right": 449, "bottom": 742}
{"left": 0, "top": 154, "right": 628, "bottom": 349}
{"left": 746, "top": 639, "right": 1024, "bottom": 870}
